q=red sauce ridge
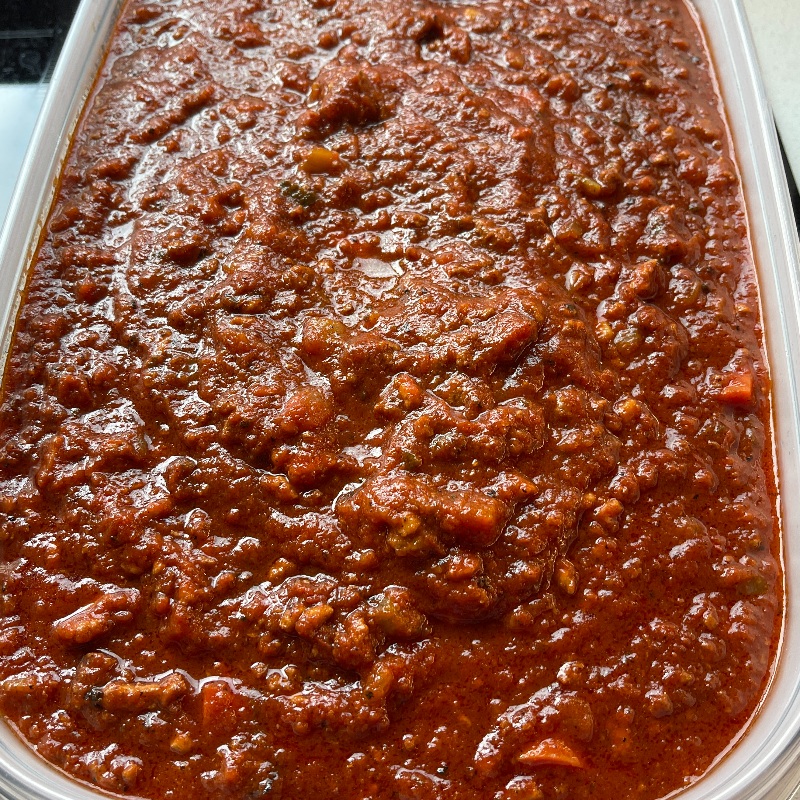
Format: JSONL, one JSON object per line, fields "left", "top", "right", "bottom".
{"left": 0, "top": 1, "right": 781, "bottom": 799}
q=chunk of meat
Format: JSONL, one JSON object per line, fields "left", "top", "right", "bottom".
{"left": 99, "top": 672, "right": 190, "bottom": 714}
{"left": 54, "top": 589, "right": 141, "bottom": 645}
{"left": 343, "top": 472, "right": 509, "bottom": 552}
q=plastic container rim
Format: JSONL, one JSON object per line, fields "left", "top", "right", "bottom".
{"left": 0, "top": 0, "right": 799, "bottom": 798}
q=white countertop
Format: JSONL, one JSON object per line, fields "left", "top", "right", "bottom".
{"left": 742, "top": 0, "right": 800, "bottom": 185}
{"left": 0, "top": 83, "right": 46, "bottom": 227}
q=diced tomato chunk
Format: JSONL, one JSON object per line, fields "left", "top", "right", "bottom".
{"left": 201, "top": 681, "right": 238, "bottom": 735}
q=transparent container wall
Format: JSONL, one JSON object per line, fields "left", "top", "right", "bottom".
{"left": 0, "top": 0, "right": 125, "bottom": 359}
{"left": 0, "top": 0, "right": 128, "bottom": 797}
{"left": 678, "top": 1, "right": 800, "bottom": 798}
{"left": 0, "top": 0, "right": 799, "bottom": 798}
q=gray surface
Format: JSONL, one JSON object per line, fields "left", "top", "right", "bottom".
{"left": 0, "top": 84, "right": 46, "bottom": 225}
{"left": 742, "top": 0, "right": 800, "bottom": 183}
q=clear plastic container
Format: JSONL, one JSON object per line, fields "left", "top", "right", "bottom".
{"left": 0, "top": 0, "right": 799, "bottom": 798}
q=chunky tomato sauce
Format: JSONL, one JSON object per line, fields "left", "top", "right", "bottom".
{"left": 0, "top": 1, "right": 781, "bottom": 799}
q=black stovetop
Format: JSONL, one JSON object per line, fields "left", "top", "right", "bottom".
{"left": 0, "top": 0, "right": 80, "bottom": 82}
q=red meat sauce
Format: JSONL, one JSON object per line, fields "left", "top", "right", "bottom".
{"left": 0, "top": 0, "right": 781, "bottom": 798}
